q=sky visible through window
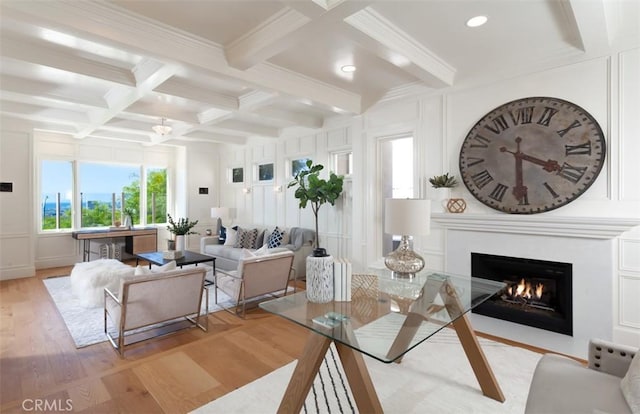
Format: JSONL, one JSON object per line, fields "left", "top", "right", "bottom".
{"left": 79, "top": 163, "right": 139, "bottom": 202}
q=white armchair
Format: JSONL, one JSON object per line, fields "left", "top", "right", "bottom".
{"left": 214, "top": 250, "right": 295, "bottom": 317}
{"left": 104, "top": 267, "right": 207, "bottom": 356}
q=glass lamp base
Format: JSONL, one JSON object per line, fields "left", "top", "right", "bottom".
{"left": 384, "top": 235, "right": 425, "bottom": 279}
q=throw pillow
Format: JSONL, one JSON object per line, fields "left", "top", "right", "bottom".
{"left": 621, "top": 354, "right": 640, "bottom": 412}
{"left": 219, "top": 225, "right": 227, "bottom": 243}
{"left": 254, "top": 229, "right": 265, "bottom": 249}
{"left": 134, "top": 265, "right": 152, "bottom": 276}
{"left": 224, "top": 228, "right": 238, "bottom": 246}
{"left": 267, "top": 227, "right": 285, "bottom": 248}
{"left": 254, "top": 244, "right": 269, "bottom": 256}
{"left": 235, "top": 228, "right": 258, "bottom": 249}
{"left": 241, "top": 248, "right": 255, "bottom": 258}
{"left": 152, "top": 260, "right": 176, "bottom": 273}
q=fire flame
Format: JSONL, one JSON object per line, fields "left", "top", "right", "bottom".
{"left": 508, "top": 278, "right": 544, "bottom": 300}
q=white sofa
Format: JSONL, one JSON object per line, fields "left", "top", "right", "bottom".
{"left": 200, "top": 225, "right": 314, "bottom": 279}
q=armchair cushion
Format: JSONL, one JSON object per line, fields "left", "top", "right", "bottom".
{"left": 621, "top": 354, "right": 640, "bottom": 412}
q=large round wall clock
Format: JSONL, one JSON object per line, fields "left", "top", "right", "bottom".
{"left": 459, "top": 96, "right": 606, "bottom": 214}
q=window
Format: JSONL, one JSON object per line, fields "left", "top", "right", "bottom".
{"left": 332, "top": 151, "right": 353, "bottom": 177}
{"left": 291, "top": 158, "right": 311, "bottom": 177}
{"left": 79, "top": 163, "right": 140, "bottom": 228}
{"left": 380, "top": 136, "right": 414, "bottom": 255}
{"left": 40, "top": 159, "right": 168, "bottom": 231}
{"left": 146, "top": 167, "right": 167, "bottom": 224}
{"left": 41, "top": 160, "right": 73, "bottom": 230}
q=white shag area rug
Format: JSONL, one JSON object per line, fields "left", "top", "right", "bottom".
{"left": 192, "top": 329, "right": 541, "bottom": 414}
{"left": 43, "top": 265, "right": 287, "bottom": 348}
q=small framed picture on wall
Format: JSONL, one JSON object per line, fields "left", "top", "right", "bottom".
{"left": 258, "top": 163, "right": 274, "bottom": 181}
{"left": 231, "top": 167, "right": 244, "bottom": 183}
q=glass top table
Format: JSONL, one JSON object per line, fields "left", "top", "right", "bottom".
{"left": 260, "top": 268, "right": 507, "bottom": 413}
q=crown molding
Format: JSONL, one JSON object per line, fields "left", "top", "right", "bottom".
{"left": 3, "top": 0, "right": 361, "bottom": 115}
{"left": 432, "top": 213, "right": 640, "bottom": 239}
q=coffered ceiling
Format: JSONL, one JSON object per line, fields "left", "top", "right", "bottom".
{"left": 1, "top": 0, "right": 638, "bottom": 146}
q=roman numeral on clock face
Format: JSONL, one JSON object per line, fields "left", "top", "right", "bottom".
{"left": 543, "top": 182, "right": 560, "bottom": 198}
{"left": 565, "top": 141, "right": 591, "bottom": 155}
{"left": 488, "top": 183, "right": 508, "bottom": 202}
{"left": 466, "top": 157, "right": 484, "bottom": 167}
{"left": 537, "top": 107, "right": 559, "bottom": 127}
{"left": 484, "top": 115, "right": 509, "bottom": 134}
{"left": 471, "top": 169, "right": 494, "bottom": 189}
{"left": 557, "top": 119, "right": 582, "bottom": 137}
{"left": 509, "top": 106, "right": 534, "bottom": 125}
{"left": 558, "top": 162, "right": 587, "bottom": 183}
{"left": 470, "top": 134, "right": 491, "bottom": 148}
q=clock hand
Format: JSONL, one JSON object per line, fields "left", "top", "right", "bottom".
{"left": 512, "top": 154, "right": 528, "bottom": 205}
{"left": 500, "top": 138, "right": 528, "bottom": 204}
{"left": 500, "top": 137, "right": 561, "bottom": 173}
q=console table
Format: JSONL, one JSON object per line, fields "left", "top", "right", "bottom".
{"left": 72, "top": 227, "right": 158, "bottom": 261}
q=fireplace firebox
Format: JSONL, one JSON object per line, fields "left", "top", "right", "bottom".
{"left": 472, "top": 253, "right": 573, "bottom": 336}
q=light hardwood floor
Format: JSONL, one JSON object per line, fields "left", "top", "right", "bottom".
{"left": 1, "top": 264, "right": 552, "bottom": 413}
{"left": 0, "top": 263, "right": 311, "bottom": 413}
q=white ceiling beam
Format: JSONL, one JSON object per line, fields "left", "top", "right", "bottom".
{"left": 209, "top": 120, "right": 280, "bottom": 138}
{"left": 2, "top": 1, "right": 361, "bottom": 114}
{"left": 197, "top": 108, "right": 233, "bottom": 125}
{"left": 74, "top": 63, "right": 177, "bottom": 139}
{"left": 238, "top": 90, "right": 278, "bottom": 111}
{"left": 563, "top": 0, "right": 610, "bottom": 54}
{"left": 123, "top": 103, "right": 199, "bottom": 125}
{"left": 0, "top": 75, "right": 107, "bottom": 109}
{"left": 226, "top": 1, "right": 369, "bottom": 70}
{"left": 345, "top": 8, "right": 456, "bottom": 87}
{"left": 0, "top": 34, "right": 135, "bottom": 87}
{"left": 225, "top": 8, "right": 310, "bottom": 70}
{"left": 154, "top": 79, "right": 238, "bottom": 110}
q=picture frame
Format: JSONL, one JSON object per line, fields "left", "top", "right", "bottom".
{"left": 258, "top": 163, "right": 274, "bottom": 181}
{"left": 231, "top": 167, "right": 244, "bottom": 183}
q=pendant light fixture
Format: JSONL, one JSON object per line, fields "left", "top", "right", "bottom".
{"left": 152, "top": 117, "right": 172, "bottom": 135}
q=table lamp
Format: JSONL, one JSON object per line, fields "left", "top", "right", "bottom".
{"left": 384, "top": 198, "right": 431, "bottom": 278}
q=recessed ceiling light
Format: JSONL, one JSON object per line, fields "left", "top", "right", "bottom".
{"left": 466, "top": 15, "right": 488, "bottom": 28}
{"left": 341, "top": 65, "right": 357, "bottom": 73}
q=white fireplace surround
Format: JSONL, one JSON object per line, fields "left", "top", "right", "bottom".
{"left": 434, "top": 213, "right": 640, "bottom": 359}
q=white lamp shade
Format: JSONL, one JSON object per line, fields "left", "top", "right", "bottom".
{"left": 210, "top": 207, "right": 229, "bottom": 219}
{"left": 384, "top": 198, "right": 431, "bottom": 236}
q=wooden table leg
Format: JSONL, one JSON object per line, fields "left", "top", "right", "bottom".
{"left": 451, "top": 313, "right": 505, "bottom": 402}
{"left": 278, "top": 333, "right": 332, "bottom": 414}
{"left": 335, "top": 342, "right": 384, "bottom": 413}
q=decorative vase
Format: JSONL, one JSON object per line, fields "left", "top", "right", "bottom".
{"left": 446, "top": 198, "right": 467, "bottom": 213}
{"left": 123, "top": 214, "right": 132, "bottom": 228}
{"left": 428, "top": 187, "right": 451, "bottom": 212}
{"left": 306, "top": 249, "right": 334, "bottom": 303}
{"left": 175, "top": 235, "right": 185, "bottom": 252}
{"left": 167, "top": 239, "right": 176, "bottom": 251}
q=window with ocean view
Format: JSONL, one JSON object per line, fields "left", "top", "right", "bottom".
{"left": 40, "top": 160, "right": 167, "bottom": 231}
{"left": 41, "top": 160, "right": 73, "bottom": 230}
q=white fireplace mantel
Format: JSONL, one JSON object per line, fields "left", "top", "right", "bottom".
{"left": 432, "top": 213, "right": 640, "bottom": 239}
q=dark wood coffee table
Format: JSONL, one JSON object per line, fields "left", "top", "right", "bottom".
{"left": 135, "top": 250, "right": 215, "bottom": 273}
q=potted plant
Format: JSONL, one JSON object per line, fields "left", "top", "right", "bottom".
{"left": 166, "top": 214, "right": 199, "bottom": 251}
{"left": 288, "top": 159, "right": 344, "bottom": 255}
{"left": 428, "top": 173, "right": 458, "bottom": 188}
{"left": 428, "top": 173, "right": 466, "bottom": 213}
{"left": 288, "top": 159, "right": 344, "bottom": 303}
